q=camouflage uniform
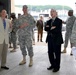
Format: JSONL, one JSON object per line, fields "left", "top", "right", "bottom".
{"left": 64, "top": 16, "right": 76, "bottom": 48}
{"left": 71, "top": 20, "right": 76, "bottom": 46}
{"left": 9, "top": 32, "right": 12, "bottom": 46}
{"left": 32, "top": 29, "right": 35, "bottom": 44}
{"left": 15, "top": 14, "right": 36, "bottom": 57}
{"left": 11, "top": 19, "right": 17, "bottom": 49}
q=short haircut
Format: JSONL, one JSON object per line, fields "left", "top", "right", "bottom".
{"left": 68, "top": 10, "right": 73, "bottom": 13}
{"left": 23, "top": 5, "right": 28, "bottom": 9}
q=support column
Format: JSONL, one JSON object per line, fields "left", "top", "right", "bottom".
{"left": 0, "top": 0, "right": 11, "bottom": 18}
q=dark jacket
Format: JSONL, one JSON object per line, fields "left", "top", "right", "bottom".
{"left": 45, "top": 17, "right": 63, "bottom": 45}
{"left": 36, "top": 20, "right": 43, "bottom": 30}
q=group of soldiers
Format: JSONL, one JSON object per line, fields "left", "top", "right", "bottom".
{"left": 9, "top": 11, "right": 44, "bottom": 52}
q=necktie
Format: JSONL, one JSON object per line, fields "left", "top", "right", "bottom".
{"left": 3, "top": 19, "right": 6, "bottom": 29}
{"left": 51, "top": 19, "right": 54, "bottom": 26}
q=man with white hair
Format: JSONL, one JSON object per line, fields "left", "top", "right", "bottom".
{"left": 45, "top": 9, "right": 63, "bottom": 72}
{"left": 15, "top": 5, "right": 36, "bottom": 67}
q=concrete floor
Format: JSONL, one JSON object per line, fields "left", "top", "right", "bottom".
{"left": 0, "top": 31, "right": 76, "bottom": 75}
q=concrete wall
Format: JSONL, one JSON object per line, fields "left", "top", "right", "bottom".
{"left": 11, "top": 0, "right": 15, "bottom": 13}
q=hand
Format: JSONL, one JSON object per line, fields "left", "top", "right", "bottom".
{"left": 51, "top": 26, "right": 56, "bottom": 30}
{"left": 20, "top": 23, "right": 28, "bottom": 28}
{"left": 62, "top": 21, "right": 66, "bottom": 24}
{"left": 46, "top": 25, "right": 49, "bottom": 27}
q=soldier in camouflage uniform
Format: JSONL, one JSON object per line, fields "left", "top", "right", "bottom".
{"left": 15, "top": 5, "right": 36, "bottom": 67}
{"left": 62, "top": 10, "right": 76, "bottom": 55}
{"left": 10, "top": 13, "right": 17, "bottom": 52}
{"left": 71, "top": 20, "right": 76, "bottom": 47}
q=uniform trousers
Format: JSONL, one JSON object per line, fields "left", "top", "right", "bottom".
{"left": 37, "top": 29, "right": 43, "bottom": 41}
{"left": 18, "top": 35, "right": 33, "bottom": 57}
{"left": 11, "top": 32, "right": 17, "bottom": 49}
{"left": 64, "top": 31, "right": 71, "bottom": 48}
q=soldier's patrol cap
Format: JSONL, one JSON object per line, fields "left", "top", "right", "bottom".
{"left": 23, "top": 5, "right": 28, "bottom": 8}
{"left": 68, "top": 10, "right": 73, "bottom": 13}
